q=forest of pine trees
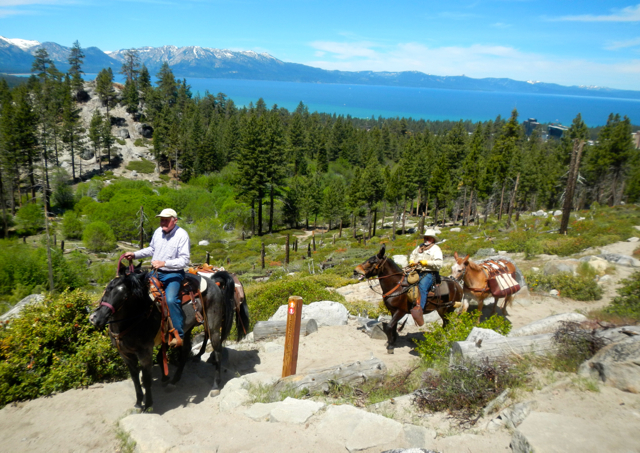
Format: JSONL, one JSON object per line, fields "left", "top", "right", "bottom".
{"left": 1, "top": 43, "right": 639, "bottom": 239}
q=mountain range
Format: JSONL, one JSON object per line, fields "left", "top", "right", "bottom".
{"left": 2, "top": 35, "right": 639, "bottom": 100}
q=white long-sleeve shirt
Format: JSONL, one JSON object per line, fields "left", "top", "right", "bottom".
{"left": 409, "top": 243, "right": 443, "bottom": 272}
{"left": 134, "top": 225, "right": 190, "bottom": 272}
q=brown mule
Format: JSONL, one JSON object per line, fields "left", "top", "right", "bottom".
{"left": 354, "top": 244, "right": 464, "bottom": 353}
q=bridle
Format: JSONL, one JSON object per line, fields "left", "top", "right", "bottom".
{"left": 364, "top": 256, "right": 412, "bottom": 298}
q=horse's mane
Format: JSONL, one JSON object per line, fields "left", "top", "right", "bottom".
{"left": 110, "top": 271, "right": 150, "bottom": 304}
{"left": 467, "top": 259, "right": 483, "bottom": 272}
{"left": 385, "top": 256, "right": 403, "bottom": 272}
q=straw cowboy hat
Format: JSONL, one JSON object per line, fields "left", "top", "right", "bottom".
{"left": 423, "top": 228, "right": 439, "bottom": 242}
{"left": 156, "top": 208, "right": 179, "bottom": 219}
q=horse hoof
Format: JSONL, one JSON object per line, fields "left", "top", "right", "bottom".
{"left": 387, "top": 348, "right": 394, "bottom": 354}
{"left": 210, "top": 389, "right": 220, "bottom": 397}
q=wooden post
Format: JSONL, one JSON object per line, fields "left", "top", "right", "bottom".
{"left": 372, "top": 210, "right": 377, "bottom": 237}
{"left": 333, "top": 234, "right": 336, "bottom": 245}
{"left": 261, "top": 242, "right": 265, "bottom": 269}
{"left": 206, "top": 251, "right": 210, "bottom": 265}
{"left": 227, "top": 257, "right": 231, "bottom": 265}
{"left": 339, "top": 219, "right": 343, "bottom": 238}
{"left": 363, "top": 235, "right": 367, "bottom": 246}
{"left": 285, "top": 234, "right": 290, "bottom": 265}
{"left": 242, "top": 231, "right": 245, "bottom": 241}
{"left": 61, "top": 240, "right": 64, "bottom": 251}
{"left": 560, "top": 140, "right": 585, "bottom": 235}
{"left": 282, "top": 296, "right": 303, "bottom": 378}
{"left": 312, "top": 233, "right": 316, "bottom": 251}
{"left": 307, "top": 243, "right": 311, "bottom": 258}
{"left": 53, "top": 234, "right": 56, "bottom": 246}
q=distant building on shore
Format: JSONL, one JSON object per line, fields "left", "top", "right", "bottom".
{"left": 548, "top": 124, "right": 568, "bottom": 139}
{"left": 633, "top": 131, "right": 640, "bottom": 149}
{"left": 523, "top": 118, "right": 541, "bottom": 136}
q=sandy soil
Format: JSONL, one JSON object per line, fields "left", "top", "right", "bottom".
{"left": 1, "top": 241, "right": 639, "bottom": 453}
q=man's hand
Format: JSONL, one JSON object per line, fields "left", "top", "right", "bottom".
{"left": 123, "top": 252, "right": 135, "bottom": 260}
{"left": 151, "top": 260, "right": 166, "bottom": 270}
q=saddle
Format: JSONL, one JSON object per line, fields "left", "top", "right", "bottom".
{"left": 149, "top": 274, "right": 207, "bottom": 348}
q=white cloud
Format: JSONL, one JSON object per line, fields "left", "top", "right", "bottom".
{"left": 305, "top": 41, "right": 640, "bottom": 90}
{"left": 605, "top": 37, "right": 640, "bottom": 50}
{"left": 556, "top": 4, "right": 640, "bottom": 22}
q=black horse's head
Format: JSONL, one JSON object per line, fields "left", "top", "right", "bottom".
{"left": 89, "top": 262, "right": 147, "bottom": 329}
{"left": 353, "top": 244, "right": 386, "bottom": 281}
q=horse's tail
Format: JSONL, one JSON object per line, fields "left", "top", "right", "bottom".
{"left": 211, "top": 270, "right": 235, "bottom": 343}
{"left": 236, "top": 293, "right": 250, "bottom": 342}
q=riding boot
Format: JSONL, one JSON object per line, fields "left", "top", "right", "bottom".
{"left": 410, "top": 298, "right": 425, "bottom": 327}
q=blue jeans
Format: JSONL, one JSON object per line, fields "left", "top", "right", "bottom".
{"left": 418, "top": 272, "right": 435, "bottom": 310}
{"left": 158, "top": 270, "right": 185, "bottom": 338}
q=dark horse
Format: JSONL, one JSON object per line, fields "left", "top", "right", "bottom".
{"left": 89, "top": 263, "right": 250, "bottom": 412}
{"left": 354, "top": 244, "right": 463, "bottom": 353}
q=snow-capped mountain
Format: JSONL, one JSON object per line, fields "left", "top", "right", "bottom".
{"left": 0, "top": 37, "right": 638, "bottom": 100}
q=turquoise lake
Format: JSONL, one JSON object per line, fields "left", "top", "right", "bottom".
{"left": 94, "top": 75, "right": 640, "bottom": 127}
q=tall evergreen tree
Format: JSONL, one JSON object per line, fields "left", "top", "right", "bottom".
{"left": 67, "top": 40, "right": 85, "bottom": 93}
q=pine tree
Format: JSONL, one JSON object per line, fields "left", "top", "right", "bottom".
{"left": 61, "top": 76, "right": 84, "bottom": 180}
{"left": 265, "top": 112, "right": 286, "bottom": 233}
{"left": 68, "top": 40, "right": 85, "bottom": 93}
{"left": 13, "top": 85, "right": 39, "bottom": 201}
{"left": 31, "top": 47, "right": 53, "bottom": 82}
{"left": 89, "top": 110, "right": 103, "bottom": 172}
{"left": 322, "top": 177, "right": 346, "bottom": 230}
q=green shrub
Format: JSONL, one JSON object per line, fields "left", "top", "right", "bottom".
{"left": 133, "top": 138, "right": 148, "bottom": 147}
{"left": 74, "top": 196, "right": 97, "bottom": 215}
{"left": 525, "top": 271, "right": 603, "bottom": 301}
{"left": 116, "top": 138, "right": 126, "bottom": 145}
{"left": 0, "top": 290, "right": 127, "bottom": 406}
{"left": 244, "top": 274, "right": 347, "bottom": 330}
{"left": 62, "top": 211, "right": 84, "bottom": 239}
{"left": 83, "top": 221, "right": 116, "bottom": 252}
{"left": 15, "top": 203, "right": 44, "bottom": 235}
{"left": 414, "top": 312, "right": 512, "bottom": 365}
{"left": 605, "top": 271, "right": 640, "bottom": 320}
{"left": 74, "top": 179, "right": 104, "bottom": 201}
{"left": 51, "top": 169, "right": 74, "bottom": 209}
{"left": 125, "top": 159, "right": 155, "bottom": 174}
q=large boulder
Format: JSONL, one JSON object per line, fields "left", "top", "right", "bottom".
{"left": 543, "top": 259, "right": 580, "bottom": 276}
{"left": 474, "top": 248, "right": 497, "bottom": 258}
{"left": 598, "top": 253, "right": 640, "bottom": 268}
{"left": 579, "top": 255, "right": 609, "bottom": 273}
{"left": 578, "top": 335, "right": 640, "bottom": 393}
{"left": 135, "top": 123, "right": 154, "bottom": 138}
{"left": 116, "top": 128, "right": 130, "bottom": 139}
{"left": 109, "top": 116, "right": 126, "bottom": 127}
{"left": 0, "top": 294, "right": 44, "bottom": 322}
{"left": 269, "top": 301, "right": 349, "bottom": 327}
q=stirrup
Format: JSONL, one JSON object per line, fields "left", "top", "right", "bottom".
{"left": 168, "top": 329, "right": 183, "bottom": 348}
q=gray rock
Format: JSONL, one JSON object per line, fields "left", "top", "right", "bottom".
{"left": 578, "top": 335, "right": 640, "bottom": 393}
{"left": 543, "top": 259, "right": 580, "bottom": 276}
{"left": 81, "top": 149, "right": 94, "bottom": 160}
{"left": 534, "top": 210, "right": 546, "bottom": 217}
{"left": 135, "top": 123, "right": 154, "bottom": 138}
{"left": 553, "top": 210, "right": 563, "bottom": 216}
{"left": 597, "top": 274, "right": 614, "bottom": 285}
{"left": 217, "top": 376, "right": 250, "bottom": 412}
{"left": 449, "top": 227, "right": 461, "bottom": 232}
{"left": 393, "top": 255, "right": 409, "bottom": 267}
{"left": 486, "top": 401, "right": 536, "bottom": 431}
{"left": 498, "top": 250, "right": 507, "bottom": 255}
{"left": 474, "top": 248, "right": 497, "bottom": 258}
{"left": 509, "top": 312, "right": 588, "bottom": 337}
{"left": 578, "top": 255, "right": 609, "bottom": 273}
{"left": 511, "top": 412, "right": 615, "bottom": 453}
{"left": 0, "top": 294, "right": 44, "bottom": 322}
{"left": 599, "top": 253, "right": 640, "bottom": 268}
{"left": 269, "top": 397, "right": 325, "bottom": 423}
{"left": 198, "top": 240, "right": 210, "bottom": 246}
{"left": 131, "top": 170, "right": 138, "bottom": 177}
{"left": 628, "top": 237, "right": 639, "bottom": 242}
{"left": 595, "top": 325, "right": 640, "bottom": 344}
{"left": 403, "top": 424, "right": 437, "bottom": 448}
{"left": 119, "top": 413, "right": 180, "bottom": 453}
{"left": 549, "top": 289, "right": 560, "bottom": 296}
{"left": 316, "top": 404, "right": 404, "bottom": 452}
{"left": 117, "top": 128, "right": 130, "bottom": 139}
{"left": 466, "top": 327, "right": 505, "bottom": 343}
{"left": 270, "top": 301, "right": 349, "bottom": 327}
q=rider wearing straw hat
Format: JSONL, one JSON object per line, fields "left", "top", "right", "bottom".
{"left": 123, "top": 208, "right": 190, "bottom": 346}
{"left": 408, "top": 228, "right": 443, "bottom": 316}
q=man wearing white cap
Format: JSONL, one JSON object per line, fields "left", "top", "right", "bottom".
{"left": 408, "top": 228, "right": 443, "bottom": 319}
{"left": 123, "top": 208, "right": 190, "bottom": 346}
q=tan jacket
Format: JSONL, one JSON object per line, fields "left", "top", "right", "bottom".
{"left": 409, "top": 243, "right": 443, "bottom": 272}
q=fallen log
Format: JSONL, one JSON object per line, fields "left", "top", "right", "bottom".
{"left": 508, "top": 313, "right": 587, "bottom": 337}
{"left": 253, "top": 319, "right": 318, "bottom": 341}
{"left": 451, "top": 333, "right": 558, "bottom": 362}
{"left": 274, "top": 358, "right": 387, "bottom": 394}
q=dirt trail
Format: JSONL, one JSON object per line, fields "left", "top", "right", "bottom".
{"left": 1, "top": 241, "right": 639, "bottom": 452}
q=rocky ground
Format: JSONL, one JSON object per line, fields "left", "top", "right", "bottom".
{"left": 1, "top": 240, "right": 640, "bottom": 453}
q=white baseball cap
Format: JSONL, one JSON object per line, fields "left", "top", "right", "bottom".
{"left": 156, "top": 208, "right": 178, "bottom": 218}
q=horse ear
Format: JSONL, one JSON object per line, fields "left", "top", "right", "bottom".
{"left": 377, "top": 244, "right": 386, "bottom": 259}
{"left": 135, "top": 261, "right": 143, "bottom": 270}
{"left": 117, "top": 263, "right": 128, "bottom": 276}
{"left": 454, "top": 251, "right": 459, "bottom": 260}
{"left": 463, "top": 254, "right": 470, "bottom": 264}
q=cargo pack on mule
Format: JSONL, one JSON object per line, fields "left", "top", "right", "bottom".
{"left": 353, "top": 245, "right": 463, "bottom": 354}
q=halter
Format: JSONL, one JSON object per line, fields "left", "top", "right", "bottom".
{"left": 365, "top": 255, "right": 413, "bottom": 299}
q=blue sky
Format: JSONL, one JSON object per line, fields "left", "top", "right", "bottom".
{"left": 2, "top": 1, "right": 640, "bottom": 90}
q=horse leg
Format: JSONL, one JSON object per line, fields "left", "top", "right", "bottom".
{"left": 477, "top": 297, "right": 485, "bottom": 322}
{"left": 169, "top": 333, "right": 192, "bottom": 385}
{"left": 502, "top": 294, "right": 514, "bottom": 317}
{"left": 492, "top": 296, "right": 499, "bottom": 317}
{"left": 138, "top": 351, "right": 154, "bottom": 412}
{"left": 122, "top": 353, "right": 144, "bottom": 410}
{"left": 208, "top": 328, "right": 223, "bottom": 396}
{"left": 383, "top": 309, "right": 405, "bottom": 354}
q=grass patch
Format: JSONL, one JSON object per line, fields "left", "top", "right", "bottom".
{"left": 116, "top": 138, "right": 126, "bottom": 146}
{"left": 133, "top": 138, "right": 149, "bottom": 148}
{"left": 414, "top": 358, "right": 531, "bottom": 425}
{"left": 414, "top": 312, "right": 512, "bottom": 365}
{"left": 125, "top": 159, "right": 156, "bottom": 174}
{"left": 114, "top": 422, "right": 136, "bottom": 453}
{"left": 605, "top": 271, "right": 640, "bottom": 320}
{"left": 525, "top": 270, "right": 603, "bottom": 301}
